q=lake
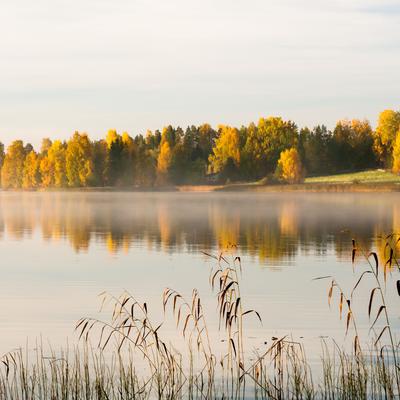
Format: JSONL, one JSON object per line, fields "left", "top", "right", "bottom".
{"left": 0, "top": 191, "right": 399, "bottom": 362}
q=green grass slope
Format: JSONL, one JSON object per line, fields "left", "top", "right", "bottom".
{"left": 305, "top": 169, "right": 400, "bottom": 184}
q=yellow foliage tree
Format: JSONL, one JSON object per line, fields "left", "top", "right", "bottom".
{"left": 1, "top": 140, "right": 26, "bottom": 188}
{"left": 39, "top": 140, "right": 67, "bottom": 187}
{"left": 106, "top": 129, "right": 119, "bottom": 149}
{"left": 66, "top": 132, "right": 93, "bottom": 187}
{"left": 23, "top": 151, "right": 40, "bottom": 188}
{"left": 392, "top": 130, "right": 400, "bottom": 174}
{"left": 209, "top": 125, "right": 240, "bottom": 173}
{"left": 276, "top": 147, "right": 304, "bottom": 184}
{"left": 39, "top": 156, "right": 54, "bottom": 187}
{"left": 157, "top": 141, "right": 172, "bottom": 183}
{"left": 122, "top": 132, "right": 134, "bottom": 147}
{"left": 49, "top": 140, "right": 67, "bottom": 187}
{"left": 40, "top": 138, "right": 52, "bottom": 154}
{"left": 374, "top": 109, "right": 400, "bottom": 166}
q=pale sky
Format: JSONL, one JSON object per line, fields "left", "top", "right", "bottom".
{"left": 0, "top": 0, "right": 399, "bottom": 147}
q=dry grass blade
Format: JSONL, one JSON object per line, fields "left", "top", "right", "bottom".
{"left": 352, "top": 239, "right": 356, "bottom": 263}
{"left": 368, "top": 287, "right": 379, "bottom": 318}
{"left": 354, "top": 335, "right": 359, "bottom": 355}
{"left": 328, "top": 280, "right": 334, "bottom": 306}
{"left": 230, "top": 339, "right": 237, "bottom": 358}
{"left": 210, "top": 270, "right": 221, "bottom": 290}
{"left": 370, "top": 305, "right": 386, "bottom": 331}
{"left": 386, "top": 248, "right": 394, "bottom": 267}
{"left": 345, "top": 311, "right": 352, "bottom": 335}
{"left": 242, "top": 310, "right": 262, "bottom": 324}
{"left": 375, "top": 326, "right": 390, "bottom": 346}
{"left": 351, "top": 271, "right": 372, "bottom": 298}
{"left": 78, "top": 320, "right": 89, "bottom": 340}
{"left": 368, "top": 252, "right": 379, "bottom": 276}
{"left": 220, "top": 281, "right": 236, "bottom": 300}
{"left": 312, "top": 275, "right": 332, "bottom": 281}
{"left": 182, "top": 314, "right": 191, "bottom": 338}
{"left": 339, "top": 292, "right": 344, "bottom": 320}
{"left": 201, "top": 251, "right": 218, "bottom": 260}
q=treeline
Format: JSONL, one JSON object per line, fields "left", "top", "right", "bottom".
{"left": 1, "top": 109, "right": 400, "bottom": 188}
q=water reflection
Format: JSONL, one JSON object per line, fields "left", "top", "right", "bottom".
{"left": 0, "top": 192, "right": 399, "bottom": 265}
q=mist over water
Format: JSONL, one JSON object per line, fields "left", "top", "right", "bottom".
{"left": 0, "top": 191, "right": 399, "bottom": 362}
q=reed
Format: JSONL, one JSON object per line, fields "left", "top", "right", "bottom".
{"left": 0, "top": 240, "right": 398, "bottom": 399}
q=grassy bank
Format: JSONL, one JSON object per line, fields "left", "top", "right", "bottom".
{"left": 305, "top": 169, "right": 400, "bottom": 184}
{"left": 212, "top": 169, "right": 400, "bottom": 192}
{"left": 216, "top": 182, "right": 400, "bottom": 193}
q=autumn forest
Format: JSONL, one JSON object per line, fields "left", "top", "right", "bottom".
{"left": 1, "top": 109, "right": 400, "bottom": 189}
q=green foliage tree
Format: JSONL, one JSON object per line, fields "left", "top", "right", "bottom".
{"left": 161, "top": 125, "right": 179, "bottom": 148}
{"left": 106, "top": 132, "right": 124, "bottom": 186}
{"left": 134, "top": 135, "right": 156, "bottom": 186}
{"left": 242, "top": 117, "right": 297, "bottom": 179}
{"left": 92, "top": 140, "right": 108, "bottom": 186}
{"left": 330, "top": 119, "right": 375, "bottom": 172}
{"left": 121, "top": 132, "right": 136, "bottom": 185}
{"left": 145, "top": 130, "right": 161, "bottom": 150}
{"left": 155, "top": 126, "right": 188, "bottom": 184}
{"left": 299, "top": 126, "right": 332, "bottom": 175}
{"left": 198, "top": 123, "right": 217, "bottom": 161}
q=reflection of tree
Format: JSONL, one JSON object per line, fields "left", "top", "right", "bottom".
{"left": 244, "top": 222, "right": 297, "bottom": 262}
{"left": 106, "top": 232, "right": 123, "bottom": 254}
{"left": 209, "top": 205, "right": 240, "bottom": 249}
{"left": 0, "top": 216, "right": 4, "bottom": 240}
{"left": 0, "top": 193, "right": 398, "bottom": 266}
{"left": 279, "top": 202, "right": 298, "bottom": 237}
{"left": 65, "top": 196, "right": 92, "bottom": 252}
{"left": 157, "top": 204, "right": 171, "bottom": 250}
{"left": 373, "top": 202, "right": 400, "bottom": 268}
{"left": 393, "top": 203, "right": 400, "bottom": 233}
{"left": 41, "top": 194, "right": 65, "bottom": 241}
{"left": 3, "top": 194, "right": 36, "bottom": 239}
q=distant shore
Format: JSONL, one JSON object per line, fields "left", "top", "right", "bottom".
{"left": 2, "top": 169, "right": 400, "bottom": 193}
{"left": 178, "top": 182, "right": 400, "bottom": 193}
{"left": 2, "top": 182, "right": 400, "bottom": 193}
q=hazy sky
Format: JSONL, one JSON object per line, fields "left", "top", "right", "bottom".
{"left": 0, "top": 0, "right": 399, "bottom": 147}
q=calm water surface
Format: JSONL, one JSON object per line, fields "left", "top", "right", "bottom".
{"left": 0, "top": 191, "right": 399, "bottom": 360}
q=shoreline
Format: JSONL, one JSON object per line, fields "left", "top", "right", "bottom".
{"left": 211, "top": 182, "right": 400, "bottom": 193}
{"left": 1, "top": 182, "right": 400, "bottom": 193}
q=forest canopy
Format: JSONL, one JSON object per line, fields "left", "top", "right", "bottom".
{"left": 0, "top": 109, "right": 400, "bottom": 188}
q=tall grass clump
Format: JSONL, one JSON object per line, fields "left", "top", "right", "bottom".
{"left": 0, "top": 240, "right": 398, "bottom": 399}
{"left": 315, "top": 235, "right": 400, "bottom": 399}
